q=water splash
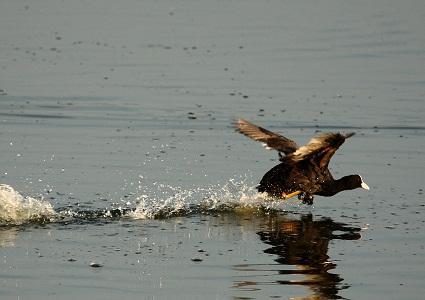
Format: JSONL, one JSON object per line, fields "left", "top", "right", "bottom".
{"left": 0, "top": 178, "right": 297, "bottom": 225}
{"left": 129, "top": 177, "right": 288, "bottom": 219}
{"left": 0, "top": 184, "right": 56, "bottom": 225}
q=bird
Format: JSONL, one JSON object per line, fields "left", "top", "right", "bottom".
{"left": 235, "top": 118, "right": 369, "bottom": 204}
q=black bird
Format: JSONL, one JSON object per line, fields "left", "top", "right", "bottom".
{"left": 235, "top": 118, "right": 369, "bottom": 204}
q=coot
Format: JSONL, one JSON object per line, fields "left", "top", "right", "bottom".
{"left": 235, "top": 119, "right": 369, "bottom": 204}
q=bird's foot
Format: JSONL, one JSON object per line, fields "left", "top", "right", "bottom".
{"left": 281, "top": 190, "right": 301, "bottom": 200}
{"left": 298, "top": 192, "right": 314, "bottom": 205}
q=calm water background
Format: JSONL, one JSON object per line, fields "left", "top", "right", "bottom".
{"left": 1, "top": 0, "right": 424, "bottom": 299}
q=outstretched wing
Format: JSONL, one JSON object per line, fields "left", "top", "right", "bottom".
{"left": 235, "top": 118, "right": 299, "bottom": 155}
{"left": 285, "top": 132, "right": 355, "bottom": 167}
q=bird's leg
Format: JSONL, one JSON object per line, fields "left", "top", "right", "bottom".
{"left": 281, "top": 190, "right": 301, "bottom": 200}
{"left": 298, "top": 192, "right": 314, "bottom": 205}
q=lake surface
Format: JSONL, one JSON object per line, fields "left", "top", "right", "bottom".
{"left": 1, "top": 0, "right": 424, "bottom": 299}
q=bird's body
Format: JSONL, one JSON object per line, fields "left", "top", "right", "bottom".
{"left": 235, "top": 119, "right": 369, "bottom": 204}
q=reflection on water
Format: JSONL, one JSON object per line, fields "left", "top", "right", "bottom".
{"left": 0, "top": 226, "right": 19, "bottom": 248}
{"left": 234, "top": 213, "right": 361, "bottom": 299}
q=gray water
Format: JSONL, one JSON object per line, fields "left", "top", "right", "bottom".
{"left": 1, "top": 0, "right": 425, "bottom": 299}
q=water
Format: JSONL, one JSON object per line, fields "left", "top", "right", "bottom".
{"left": 1, "top": 0, "right": 425, "bottom": 299}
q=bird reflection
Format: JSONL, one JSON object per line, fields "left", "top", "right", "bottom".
{"left": 234, "top": 213, "right": 361, "bottom": 300}
{"left": 234, "top": 213, "right": 361, "bottom": 299}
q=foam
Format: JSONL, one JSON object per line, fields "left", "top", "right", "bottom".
{"left": 0, "top": 184, "right": 56, "bottom": 225}
{"left": 129, "top": 177, "right": 286, "bottom": 220}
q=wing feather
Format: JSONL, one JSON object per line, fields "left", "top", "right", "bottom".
{"left": 234, "top": 119, "right": 299, "bottom": 154}
{"left": 287, "top": 132, "right": 354, "bottom": 167}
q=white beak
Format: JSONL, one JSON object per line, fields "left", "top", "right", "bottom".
{"left": 360, "top": 176, "right": 370, "bottom": 190}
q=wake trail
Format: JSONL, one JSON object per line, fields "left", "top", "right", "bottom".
{"left": 1, "top": 179, "right": 298, "bottom": 226}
